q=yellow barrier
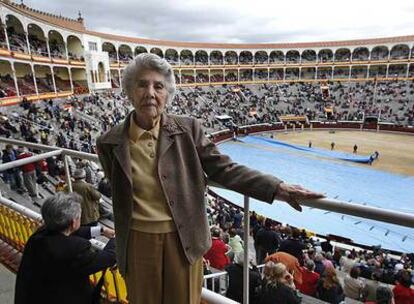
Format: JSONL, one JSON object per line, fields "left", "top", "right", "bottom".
{"left": 0, "top": 203, "right": 130, "bottom": 303}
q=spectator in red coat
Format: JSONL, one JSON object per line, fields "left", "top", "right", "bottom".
{"left": 393, "top": 270, "right": 414, "bottom": 304}
{"left": 17, "top": 146, "right": 38, "bottom": 200}
{"left": 204, "top": 227, "right": 230, "bottom": 271}
{"left": 298, "top": 259, "right": 320, "bottom": 296}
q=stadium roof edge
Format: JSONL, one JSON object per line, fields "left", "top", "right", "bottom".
{"left": 2, "top": 0, "right": 414, "bottom": 49}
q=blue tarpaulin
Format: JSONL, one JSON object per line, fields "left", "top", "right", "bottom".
{"left": 213, "top": 135, "right": 414, "bottom": 253}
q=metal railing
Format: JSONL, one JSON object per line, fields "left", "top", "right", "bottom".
{"left": 0, "top": 136, "right": 414, "bottom": 303}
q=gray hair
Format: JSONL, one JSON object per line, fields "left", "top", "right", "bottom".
{"left": 305, "top": 259, "right": 316, "bottom": 271}
{"left": 122, "top": 53, "right": 176, "bottom": 103}
{"left": 41, "top": 192, "right": 82, "bottom": 232}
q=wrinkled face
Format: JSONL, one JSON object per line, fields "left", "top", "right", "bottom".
{"left": 131, "top": 69, "right": 169, "bottom": 123}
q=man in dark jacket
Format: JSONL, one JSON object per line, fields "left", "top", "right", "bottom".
{"left": 255, "top": 219, "right": 281, "bottom": 264}
{"left": 15, "top": 192, "right": 116, "bottom": 304}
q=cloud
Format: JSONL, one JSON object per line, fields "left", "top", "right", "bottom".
{"left": 22, "top": 0, "right": 414, "bottom": 43}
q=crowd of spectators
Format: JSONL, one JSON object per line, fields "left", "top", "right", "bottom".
{"left": 203, "top": 194, "right": 414, "bottom": 304}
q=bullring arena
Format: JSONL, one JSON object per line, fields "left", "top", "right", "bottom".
{"left": 0, "top": 0, "right": 414, "bottom": 303}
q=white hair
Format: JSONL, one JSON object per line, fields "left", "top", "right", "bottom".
{"left": 122, "top": 53, "right": 176, "bottom": 103}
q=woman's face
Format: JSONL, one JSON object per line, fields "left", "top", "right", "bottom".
{"left": 131, "top": 69, "right": 169, "bottom": 124}
{"left": 280, "top": 269, "right": 294, "bottom": 287}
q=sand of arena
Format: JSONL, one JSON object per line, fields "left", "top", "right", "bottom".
{"left": 272, "top": 130, "right": 414, "bottom": 176}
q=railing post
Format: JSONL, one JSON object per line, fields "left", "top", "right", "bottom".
{"left": 64, "top": 155, "right": 73, "bottom": 193}
{"left": 243, "top": 195, "right": 250, "bottom": 304}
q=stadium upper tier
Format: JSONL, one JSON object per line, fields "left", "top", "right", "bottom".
{"left": 0, "top": 0, "right": 414, "bottom": 105}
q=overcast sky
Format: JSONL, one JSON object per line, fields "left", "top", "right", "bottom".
{"left": 23, "top": 0, "right": 414, "bottom": 44}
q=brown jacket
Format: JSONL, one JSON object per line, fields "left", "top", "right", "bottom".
{"left": 72, "top": 179, "right": 101, "bottom": 225}
{"left": 97, "top": 112, "right": 282, "bottom": 276}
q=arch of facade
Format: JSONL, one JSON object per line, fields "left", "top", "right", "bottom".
{"left": 225, "top": 69, "right": 237, "bottom": 82}
{"left": 371, "top": 46, "right": 389, "bottom": 61}
{"left": 48, "top": 30, "right": 66, "bottom": 58}
{"left": 369, "top": 65, "right": 387, "bottom": 78}
{"left": 286, "top": 50, "right": 300, "bottom": 63}
{"left": 318, "top": 49, "right": 333, "bottom": 62}
{"left": 134, "top": 46, "right": 147, "bottom": 56}
{"left": 195, "top": 50, "right": 208, "bottom": 65}
{"left": 27, "top": 23, "right": 47, "bottom": 56}
{"left": 350, "top": 65, "right": 368, "bottom": 78}
{"left": 165, "top": 49, "right": 178, "bottom": 64}
{"left": 352, "top": 47, "right": 369, "bottom": 61}
{"left": 0, "top": 60, "right": 17, "bottom": 97}
{"left": 301, "top": 67, "right": 316, "bottom": 79}
{"left": 254, "top": 68, "right": 268, "bottom": 80}
{"left": 180, "top": 49, "right": 194, "bottom": 65}
{"left": 269, "top": 51, "right": 284, "bottom": 63}
{"left": 388, "top": 64, "right": 407, "bottom": 77}
{"left": 110, "top": 69, "right": 120, "bottom": 88}
{"left": 285, "top": 67, "right": 299, "bottom": 79}
{"left": 33, "top": 64, "right": 53, "bottom": 93}
{"left": 180, "top": 69, "right": 195, "bottom": 83}
{"left": 71, "top": 67, "right": 88, "bottom": 93}
{"left": 224, "top": 51, "right": 237, "bottom": 64}
{"left": 5, "top": 14, "right": 27, "bottom": 53}
{"left": 118, "top": 44, "right": 132, "bottom": 62}
{"left": 14, "top": 62, "right": 35, "bottom": 95}
{"left": 239, "top": 51, "right": 253, "bottom": 64}
{"left": 390, "top": 44, "right": 410, "bottom": 60}
{"left": 301, "top": 49, "right": 317, "bottom": 62}
{"left": 210, "top": 50, "right": 223, "bottom": 65}
{"left": 150, "top": 47, "right": 163, "bottom": 58}
{"left": 240, "top": 68, "right": 252, "bottom": 81}
{"left": 102, "top": 42, "right": 117, "bottom": 61}
{"left": 67, "top": 35, "right": 84, "bottom": 60}
{"left": 254, "top": 51, "right": 268, "bottom": 64}
{"left": 408, "top": 64, "right": 414, "bottom": 77}
{"left": 317, "top": 67, "right": 332, "bottom": 79}
{"left": 335, "top": 48, "right": 351, "bottom": 62}
{"left": 98, "top": 62, "right": 106, "bottom": 82}
{"left": 210, "top": 69, "right": 224, "bottom": 82}
{"left": 269, "top": 68, "right": 283, "bottom": 80}
{"left": 53, "top": 66, "right": 71, "bottom": 91}
{"left": 195, "top": 69, "right": 209, "bottom": 83}
{"left": 333, "top": 66, "right": 350, "bottom": 78}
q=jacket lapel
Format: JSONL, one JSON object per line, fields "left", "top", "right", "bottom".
{"left": 158, "top": 113, "right": 185, "bottom": 160}
{"left": 103, "top": 112, "right": 133, "bottom": 185}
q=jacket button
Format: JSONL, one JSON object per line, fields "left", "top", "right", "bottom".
{"left": 185, "top": 246, "right": 191, "bottom": 251}
{"left": 162, "top": 175, "right": 167, "bottom": 180}
{"left": 169, "top": 200, "right": 174, "bottom": 206}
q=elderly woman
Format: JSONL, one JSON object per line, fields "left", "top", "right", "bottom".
{"left": 260, "top": 261, "right": 302, "bottom": 304}
{"left": 15, "top": 192, "right": 116, "bottom": 304}
{"left": 97, "top": 53, "right": 324, "bottom": 304}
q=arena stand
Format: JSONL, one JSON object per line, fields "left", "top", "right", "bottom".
{"left": 1, "top": 0, "right": 414, "bottom": 302}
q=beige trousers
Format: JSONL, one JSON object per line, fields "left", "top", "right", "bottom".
{"left": 126, "top": 230, "right": 203, "bottom": 304}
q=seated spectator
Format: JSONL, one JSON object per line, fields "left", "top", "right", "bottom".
{"left": 260, "top": 261, "right": 302, "bottom": 304}
{"left": 340, "top": 250, "right": 356, "bottom": 273}
{"left": 297, "top": 259, "right": 320, "bottom": 296}
{"left": 365, "top": 286, "right": 394, "bottom": 304}
{"left": 363, "top": 271, "right": 383, "bottom": 302}
{"left": 316, "top": 267, "right": 345, "bottom": 304}
{"left": 225, "top": 250, "right": 262, "bottom": 304}
{"left": 15, "top": 192, "right": 116, "bottom": 304}
{"left": 265, "top": 251, "right": 303, "bottom": 286}
{"left": 393, "top": 270, "right": 414, "bottom": 304}
{"left": 314, "top": 253, "right": 326, "bottom": 275}
{"left": 344, "top": 265, "right": 366, "bottom": 300}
